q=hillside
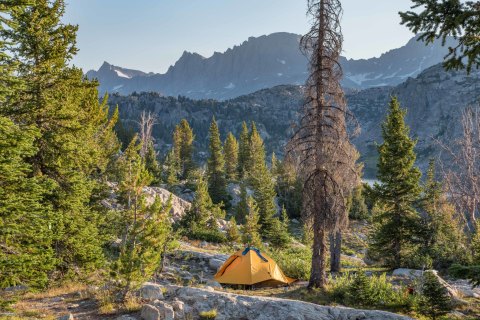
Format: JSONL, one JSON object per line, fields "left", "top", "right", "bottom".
{"left": 89, "top": 33, "right": 456, "bottom": 100}
{"left": 109, "top": 63, "right": 480, "bottom": 177}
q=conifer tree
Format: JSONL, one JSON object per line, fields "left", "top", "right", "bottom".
{"left": 349, "top": 185, "right": 369, "bottom": 220}
{"left": 268, "top": 206, "right": 291, "bottom": 248}
{"left": 165, "top": 148, "right": 179, "bottom": 185}
{"left": 235, "top": 182, "right": 249, "bottom": 224}
{"left": 0, "top": 117, "right": 55, "bottom": 289}
{"left": 114, "top": 136, "right": 171, "bottom": 299}
{"left": 173, "top": 119, "right": 194, "bottom": 179}
{"left": 227, "top": 216, "right": 241, "bottom": 244}
{"left": 237, "top": 121, "right": 250, "bottom": 178}
{"left": 145, "top": 141, "right": 162, "bottom": 184}
{"left": 418, "top": 271, "right": 452, "bottom": 320}
{"left": 224, "top": 132, "right": 239, "bottom": 181}
{"left": 271, "top": 152, "right": 280, "bottom": 177}
{"left": 419, "top": 159, "right": 465, "bottom": 267}
{"left": 248, "top": 123, "right": 278, "bottom": 239}
{"left": 183, "top": 177, "right": 214, "bottom": 231}
{"left": 371, "top": 97, "right": 422, "bottom": 268}
{"left": 242, "top": 196, "right": 263, "bottom": 248}
{"left": 3, "top": 0, "right": 120, "bottom": 274}
{"left": 206, "top": 117, "right": 228, "bottom": 205}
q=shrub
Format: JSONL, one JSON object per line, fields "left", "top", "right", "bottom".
{"left": 189, "top": 228, "right": 227, "bottom": 244}
{"left": 448, "top": 264, "right": 480, "bottom": 287}
{"left": 417, "top": 271, "right": 452, "bottom": 320}
{"left": 199, "top": 308, "right": 217, "bottom": 319}
{"left": 269, "top": 247, "right": 311, "bottom": 280}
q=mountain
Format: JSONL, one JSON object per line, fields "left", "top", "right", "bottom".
{"left": 109, "top": 63, "right": 480, "bottom": 178}
{"left": 88, "top": 32, "right": 456, "bottom": 100}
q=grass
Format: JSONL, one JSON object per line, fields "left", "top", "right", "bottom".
{"left": 199, "top": 308, "right": 217, "bottom": 319}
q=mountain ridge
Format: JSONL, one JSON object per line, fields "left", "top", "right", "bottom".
{"left": 88, "top": 32, "right": 456, "bottom": 100}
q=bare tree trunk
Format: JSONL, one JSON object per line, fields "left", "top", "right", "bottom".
{"left": 329, "top": 231, "right": 342, "bottom": 273}
{"left": 309, "top": 225, "right": 328, "bottom": 288}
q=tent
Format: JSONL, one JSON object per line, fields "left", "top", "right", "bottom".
{"left": 214, "top": 247, "right": 296, "bottom": 287}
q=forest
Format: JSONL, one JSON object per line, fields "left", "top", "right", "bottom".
{"left": 1, "top": 0, "right": 480, "bottom": 320}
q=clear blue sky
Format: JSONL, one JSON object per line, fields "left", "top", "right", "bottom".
{"left": 63, "top": 0, "right": 416, "bottom": 73}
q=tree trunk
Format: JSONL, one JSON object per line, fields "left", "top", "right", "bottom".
{"left": 309, "top": 224, "right": 327, "bottom": 289}
{"left": 329, "top": 231, "right": 342, "bottom": 273}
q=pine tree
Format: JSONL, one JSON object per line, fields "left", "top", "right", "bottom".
{"left": 237, "top": 121, "right": 250, "bottom": 178}
{"left": 224, "top": 132, "right": 239, "bottom": 181}
{"left": 235, "top": 182, "right": 249, "bottom": 224}
{"left": 165, "top": 148, "right": 179, "bottom": 185}
{"left": 271, "top": 152, "right": 280, "bottom": 177}
{"left": 241, "top": 196, "right": 262, "bottom": 248}
{"left": 227, "top": 216, "right": 241, "bottom": 244}
{"left": 349, "top": 185, "right": 369, "bottom": 220}
{"left": 145, "top": 141, "right": 162, "bottom": 184}
{"left": 206, "top": 117, "right": 228, "bottom": 205}
{"left": 268, "top": 206, "right": 291, "bottom": 248}
{"left": 247, "top": 123, "right": 278, "bottom": 240}
{"left": 183, "top": 177, "right": 214, "bottom": 231}
{"left": 418, "top": 271, "right": 452, "bottom": 320}
{"left": 3, "top": 0, "right": 120, "bottom": 275}
{"left": 173, "top": 119, "right": 195, "bottom": 179}
{"left": 114, "top": 136, "right": 171, "bottom": 299}
{"left": 371, "top": 96, "right": 422, "bottom": 268}
{"left": 0, "top": 117, "right": 55, "bottom": 289}
{"left": 419, "top": 159, "right": 465, "bottom": 267}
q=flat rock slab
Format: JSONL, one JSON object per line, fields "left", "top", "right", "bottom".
{"left": 163, "top": 285, "right": 413, "bottom": 320}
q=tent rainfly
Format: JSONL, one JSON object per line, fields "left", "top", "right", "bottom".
{"left": 214, "top": 247, "right": 296, "bottom": 287}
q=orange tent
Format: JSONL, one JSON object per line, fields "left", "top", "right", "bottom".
{"left": 214, "top": 247, "right": 296, "bottom": 287}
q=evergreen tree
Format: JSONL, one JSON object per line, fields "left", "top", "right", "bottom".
{"left": 114, "top": 136, "right": 171, "bottom": 299}
{"left": 271, "top": 152, "right": 280, "bottom": 177}
{"left": 206, "top": 117, "right": 228, "bottom": 205}
{"left": 237, "top": 121, "right": 250, "bottom": 178}
{"left": 2, "top": 0, "right": 119, "bottom": 275}
{"left": 268, "top": 206, "right": 291, "bottom": 248}
{"left": 224, "top": 132, "right": 239, "bottom": 181}
{"left": 276, "top": 160, "right": 303, "bottom": 219}
{"left": 370, "top": 97, "right": 422, "bottom": 268}
{"left": 183, "top": 177, "right": 214, "bottom": 231}
{"left": 349, "top": 185, "right": 369, "bottom": 220}
{"left": 165, "top": 148, "right": 179, "bottom": 185}
{"left": 241, "top": 196, "right": 262, "bottom": 248}
{"left": 145, "top": 141, "right": 162, "bottom": 184}
{"left": 235, "top": 182, "right": 249, "bottom": 224}
{"left": 0, "top": 117, "right": 55, "bottom": 289}
{"left": 400, "top": 0, "right": 480, "bottom": 72}
{"left": 173, "top": 119, "right": 194, "bottom": 179}
{"left": 247, "top": 123, "right": 278, "bottom": 239}
{"left": 418, "top": 271, "right": 452, "bottom": 320}
{"left": 227, "top": 216, "right": 241, "bottom": 244}
{"left": 419, "top": 159, "right": 466, "bottom": 268}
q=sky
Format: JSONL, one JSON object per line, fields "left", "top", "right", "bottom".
{"left": 63, "top": 0, "right": 416, "bottom": 73}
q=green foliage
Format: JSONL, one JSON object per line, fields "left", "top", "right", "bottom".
{"left": 400, "top": 0, "right": 480, "bottom": 73}
{"left": 224, "top": 132, "right": 239, "bottom": 181}
{"left": 448, "top": 264, "right": 480, "bottom": 287}
{"left": 418, "top": 271, "right": 452, "bottom": 320}
{"left": 269, "top": 247, "right": 311, "bottom": 280}
{"left": 276, "top": 160, "right": 303, "bottom": 219}
{"left": 241, "top": 196, "right": 263, "bottom": 248}
{"left": 227, "top": 216, "right": 241, "bottom": 244}
{"left": 268, "top": 207, "right": 291, "bottom": 248}
{"left": 0, "top": 117, "right": 54, "bottom": 289}
{"left": 199, "top": 309, "right": 217, "bottom": 320}
{"left": 348, "top": 185, "right": 369, "bottom": 220}
{"left": 237, "top": 121, "right": 250, "bottom": 179}
{"left": 164, "top": 148, "right": 179, "bottom": 185}
{"left": 144, "top": 141, "right": 162, "bottom": 184}
{"left": 113, "top": 137, "right": 172, "bottom": 298}
{"left": 370, "top": 97, "right": 422, "bottom": 268}
{"left": 418, "top": 159, "right": 467, "bottom": 269}
{"left": 173, "top": 119, "right": 195, "bottom": 179}
{"left": 247, "top": 123, "right": 278, "bottom": 240}
{"left": 206, "top": 117, "right": 228, "bottom": 205}
{"left": 0, "top": 0, "right": 120, "bottom": 280}
{"left": 472, "top": 222, "right": 480, "bottom": 265}
{"left": 235, "top": 182, "right": 249, "bottom": 224}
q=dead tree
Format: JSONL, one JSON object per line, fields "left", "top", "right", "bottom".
{"left": 289, "top": 0, "right": 358, "bottom": 288}
{"left": 441, "top": 106, "right": 480, "bottom": 232}
{"left": 137, "top": 110, "right": 157, "bottom": 157}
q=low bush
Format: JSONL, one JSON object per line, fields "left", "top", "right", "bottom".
{"left": 269, "top": 247, "right": 311, "bottom": 280}
{"left": 188, "top": 228, "right": 227, "bottom": 244}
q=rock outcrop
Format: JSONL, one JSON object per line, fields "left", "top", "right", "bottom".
{"left": 139, "top": 284, "right": 413, "bottom": 320}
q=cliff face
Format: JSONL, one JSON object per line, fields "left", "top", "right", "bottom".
{"left": 89, "top": 33, "right": 455, "bottom": 100}
{"left": 109, "top": 64, "right": 480, "bottom": 178}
